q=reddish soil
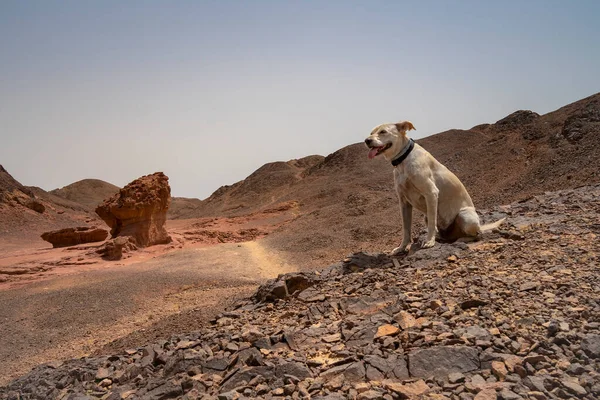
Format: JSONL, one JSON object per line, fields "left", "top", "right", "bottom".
{"left": 0, "top": 207, "right": 298, "bottom": 384}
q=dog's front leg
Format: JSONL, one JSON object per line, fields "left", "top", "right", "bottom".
{"left": 422, "top": 184, "right": 439, "bottom": 248}
{"left": 392, "top": 200, "right": 412, "bottom": 254}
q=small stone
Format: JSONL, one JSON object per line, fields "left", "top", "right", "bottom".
{"left": 96, "top": 367, "right": 111, "bottom": 380}
{"left": 323, "top": 333, "right": 342, "bottom": 343}
{"left": 394, "top": 311, "right": 418, "bottom": 330}
{"left": 272, "top": 387, "right": 285, "bottom": 395}
{"left": 99, "top": 378, "right": 112, "bottom": 387}
{"left": 460, "top": 299, "right": 488, "bottom": 309}
{"left": 430, "top": 300, "right": 443, "bottom": 310}
{"left": 448, "top": 372, "right": 466, "bottom": 384}
{"left": 523, "top": 355, "right": 546, "bottom": 365}
{"left": 241, "top": 329, "right": 265, "bottom": 343}
{"left": 384, "top": 379, "right": 430, "bottom": 397}
{"left": 354, "top": 382, "right": 371, "bottom": 393}
{"left": 503, "top": 356, "right": 522, "bottom": 373}
{"left": 374, "top": 324, "right": 400, "bottom": 339}
{"left": 255, "top": 384, "right": 270, "bottom": 395}
{"left": 498, "top": 389, "right": 522, "bottom": 400}
{"left": 519, "top": 282, "right": 540, "bottom": 292}
{"left": 474, "top": 389, "right": 497, "bottom": 400}
{"left": 358, "top": 390, "right": 384, "bottom": 400}
{"left": 561, "top": 379, "right": 587, "bottom": 396}
{"left": 218, "top": 391, "right": 239, "bottom": 400}
{"left": 526, "top": 392, "right": 547, "bottom": 400}
{"left": 488, "top": 328, "right": 500, "bottom": 336}
{"left": 491, "top": 361, "right": 508, "bottom": 381}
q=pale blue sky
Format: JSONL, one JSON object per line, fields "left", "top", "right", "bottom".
{"left": 1, "top": 1, "right": 599, "bottom": 198}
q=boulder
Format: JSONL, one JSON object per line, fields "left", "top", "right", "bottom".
{"left": 95, "top": 172, "right": 172, "bottom": 247}
{"left": 96, "top": 236, "right": 137, "bottom": 260}
{"left": 41, "top": 226, "right": 108, "bottom": 248}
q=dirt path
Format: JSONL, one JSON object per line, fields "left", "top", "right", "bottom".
{"left": 0, "top": 239, "right": 292, "bottom": 385}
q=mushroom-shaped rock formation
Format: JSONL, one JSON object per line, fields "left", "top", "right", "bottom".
{"left": 95, "top": 172, "right": 172, "bottom": 247}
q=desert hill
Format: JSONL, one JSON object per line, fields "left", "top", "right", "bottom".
{"left": 0, "top": 166, "right": 103, "bottom": 249}
{"left": 50, "top": 179, "right": 120, "bottom": 211}
{"left": 170, "top": 92, "right": 600, "bottom": 268}
{"left": 172, "top": 155, "right": 325, "bottom": 219}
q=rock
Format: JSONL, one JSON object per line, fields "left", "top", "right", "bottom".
{"left": 409, "top": 346, "right": 480, "bottom": 378}
{"left": 41, "top": 226, "right": 109, "bottom": 248}
{"left": 491, "top": 361, "right": 508, "bottom": 381}
{"left": 274, "top": 362, "right": 313, "bottom": 380}
{"left": 580, "top": 334, "right": 600, "bottom": 358}
{"left": 22, "top": 198, "right": 45, "bottom": 213}
{"left": 460, "top": 299, "right": 488, "bottom": 309}
{"left": 384, "top": 379, "right": 430, "bottom": 397}
{"left": 393, "top": 311, "right": 418, "bottom": 330}
{"left": 448, "top": 372, "right": 466, "bottom": 384}
{"left": 96, "top": 236, "right": 137, "bottom": 260}
{"left": 474, "top": 389, "right": 497, "bottom": 400}
{"left": 357, "top": 390, "right": 384, "bottom": 400}
{"left": 95, "top": 172, "right": 172, "bottom": 247}
{"left": 374, "top": 324, "right": 400, "bottom": 339}
{"left": 253, "top": 272, "right": 319, "bottom": 302}
{"left": 560, "top": 379, "right": 587, "bottom": 396}
{"left": 241, "top": 329, "right": 265, "bottom": 344}
{"left": 498, "top": 389, "right": 522, "bottom": 400}
{"left": 526, "top": 392, "right": 547, "bottom": 400}
{"left": 518, "top": 282, "right": 540, "bottom": 292}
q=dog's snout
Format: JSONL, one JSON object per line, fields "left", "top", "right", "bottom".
{"left": 365, "top": 138, "right": 373, "bottom": 146}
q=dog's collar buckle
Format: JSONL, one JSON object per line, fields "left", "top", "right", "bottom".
{"left": 391, "top": 139, "right": 415, "bottom": 167}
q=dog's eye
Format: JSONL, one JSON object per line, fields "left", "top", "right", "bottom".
{"left": 379, "top": 131, "right": 387, "bottom": 135}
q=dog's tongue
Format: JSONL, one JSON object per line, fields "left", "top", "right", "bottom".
{"left": 368, "top": 148, "right": 379, "bottom": 159}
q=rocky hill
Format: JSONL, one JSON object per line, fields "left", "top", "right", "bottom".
{"left": 50, "top": 179, "right": 120, "bottom": 211}
{"left": 2, "top": 184, "right": 598, "bottom": 399}
{"left": 169, "top": 93, "right": 600, "bottom": 268}
{"left": 0, "top": 166, "right": 97, "bottom": 247}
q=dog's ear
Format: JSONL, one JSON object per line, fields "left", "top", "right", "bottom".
{"left": 395, "top": 121, "right": 415, "bottom": 134}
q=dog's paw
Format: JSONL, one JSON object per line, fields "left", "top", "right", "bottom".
{"left": 391, "top": 244, "right": 410, "bottom": 255}
{"left": 421, "top": 238, "right": 436, "bottom": 249}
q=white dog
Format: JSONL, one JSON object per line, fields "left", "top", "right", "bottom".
{"left": 365, "top": 121, "right": 505, "bottom": 254}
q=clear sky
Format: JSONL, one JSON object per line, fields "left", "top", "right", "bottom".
{"left": 1, "top": 1, "right": 599, "bottom": 198}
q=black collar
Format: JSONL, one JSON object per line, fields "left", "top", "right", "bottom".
{"left": 391, "top": 139, "right": 415, "bottom": 166}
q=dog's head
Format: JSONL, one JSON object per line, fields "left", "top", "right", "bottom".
{"left": 364, "top": 121, "right": 415, "bottom": 160}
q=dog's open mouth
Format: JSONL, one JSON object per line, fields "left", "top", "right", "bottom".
{"left": 367, "top": 144, "right": 391, "bottom": 159}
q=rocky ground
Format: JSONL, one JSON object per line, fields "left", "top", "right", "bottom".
{"left": 2, "top": 184, "right": 598, "bottom": 399}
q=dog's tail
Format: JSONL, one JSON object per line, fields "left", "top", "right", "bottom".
{"left": 480, "top": 217, "right": 506, "bottom": 232}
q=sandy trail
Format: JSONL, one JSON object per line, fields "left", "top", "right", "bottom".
{"left": 0, "top": 239, "right": 291, "bottom": 386}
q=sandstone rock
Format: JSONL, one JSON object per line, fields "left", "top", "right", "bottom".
{"left": 394, "top": 311, "right": 418, "bottom": 330}
{"left": 491, "top": 361, "right": 508, "bottom": 381}
{"left": 384, "top": 379, "right": 430, "bottom": 397}
{"left": 41, "top": 226, "right": 108, "bottom": 248}
{"left": 96, "top": 236, "right": 137, "bottom": 260}
{"left": 95, "top": 172, "right": 171, "bottom": 247}
{"left": 374, "top": 324, "right": 400, "bottom": 339}
{"left": 474, "top": 389, "right": 497, "bottom": 400}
